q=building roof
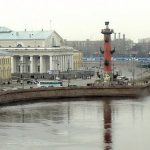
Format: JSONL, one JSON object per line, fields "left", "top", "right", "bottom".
{"left": 0, "top": 27, "right": 12, "bottom": 33}
{"left": 0, "top": 27, "right": 54, "bottom": 40}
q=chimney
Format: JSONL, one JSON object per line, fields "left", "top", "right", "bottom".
{"left": 118, "top": 33, "right": 121, "bottom": 39}
{"left": 123, "top": 34, "right": 125, "bottom": 40}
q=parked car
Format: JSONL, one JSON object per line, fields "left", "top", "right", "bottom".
{"left": 26, "top": 79, "right": 38, "bottom": 84}
{"left": 116, "top": 76, "right": 129, "bottom": 85}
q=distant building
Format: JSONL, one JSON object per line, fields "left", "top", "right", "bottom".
{"left": 132, "top": 38, "right": 150, "bottom": 56}
{"left": 0, "top": 27, "right": 76, "bottom": 74}
{"left": 0, "top": 27, "right": 64, "bottom": 48}
{"left": 138, "top": 38, "right": 150, "bottom": 43}
{"left": 65, "top": 36, "right": 133, "bottom": 57}
{"left": 73, "top": 50, "right": 83, "bottom": 70}
{"left": 112, "top": 35, "right": 133, "bottom": 56}
{"left": 65, "top": 39, "right": 102, "bottom": 57}
{"left": 0, "top": 56, "right": 11, "bottom": 83}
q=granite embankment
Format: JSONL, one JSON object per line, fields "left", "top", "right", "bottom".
{"left": 0, "top": 85, "right": 150, "bottom": 105}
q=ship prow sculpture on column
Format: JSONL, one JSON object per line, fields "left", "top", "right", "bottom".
{"left": 95, "top": 21, "right": 117, "bottom": 86}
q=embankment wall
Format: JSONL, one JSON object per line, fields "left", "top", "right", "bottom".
{"left": 0, "top": 86, "right": 150, "bottom": 105}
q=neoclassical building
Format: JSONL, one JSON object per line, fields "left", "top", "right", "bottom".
{"left": 0, "top": 27, "right": 77, "bottom": 74}
{"left": 8, "top": 47, "right": 74, "bottom": 74}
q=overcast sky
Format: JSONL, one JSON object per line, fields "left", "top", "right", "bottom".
{"left": 0, "top": 0, "right": 149, "bottom": 42}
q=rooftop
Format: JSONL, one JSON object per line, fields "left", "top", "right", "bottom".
{"left": 0, "top": 27, "right": 54, "bottom": 40}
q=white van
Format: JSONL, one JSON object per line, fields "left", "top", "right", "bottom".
{"left": 37, "top": 80, "right": 63, "bottom": 88}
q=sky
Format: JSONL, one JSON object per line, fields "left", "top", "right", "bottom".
{"left": 0, "top": 0, "right": 150, "bottom": 42}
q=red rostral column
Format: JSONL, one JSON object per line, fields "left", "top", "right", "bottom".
{"left": 101, "top": 21, "right": 114, "bottom": 78}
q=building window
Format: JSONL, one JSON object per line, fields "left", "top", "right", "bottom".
{"left": 52, "top": 38, "right": 56, "bottom": 47}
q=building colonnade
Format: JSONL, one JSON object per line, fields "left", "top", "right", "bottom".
{"left": 11, "top": 54, "right": 73, "bottom": 74}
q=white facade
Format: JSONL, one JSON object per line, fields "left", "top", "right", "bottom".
{"left": 0, "top": 27, "right": 76, "bottom": 74}
{"left": 0, "top": 27, "right": 84, "bottom": 73}
{"left": 2, "top": 47, "right": 74, "bottom": 74}
{"left": 0, "top": 28, "right": 64, "bottom": 48}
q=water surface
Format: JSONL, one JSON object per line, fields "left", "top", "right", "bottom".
{"left": 0, "top": 97, "right": 150, "bottom": 150}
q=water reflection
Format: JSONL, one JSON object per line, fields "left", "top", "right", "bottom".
{"left": 0, "top": 97, "right": 149, "bottom": 150}
{"left": 103, "top": 101, "right": 112, "bottom": 150}
{"left": 0, "top": 103, "right": 67, "bottom": 123}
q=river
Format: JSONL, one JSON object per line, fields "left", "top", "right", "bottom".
{"left": 0, "top": 96, "right": 150, "bottom": 150}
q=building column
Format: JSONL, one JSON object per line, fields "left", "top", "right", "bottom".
{"left": 52, "top": 56, "right": 54, "bottom": 70}
{"left": 61, "top": 55, "right": 64, "bottom": 71}
{"left": 55, "top": 56, "right": 58, "bottom": 70}
{"left": 11, "top": 56, "right": 16, "bottom": 73}
{"left": 65, "top": 55, "right": 67, "bottom": 71}
{"left": 60, "top": 56, "right": 63, "bottom": 71}
{"left": 40, "top": 55, "right": 44, "bottom": 73}
{"left": 20, "top": 56, "right": 24, "bottom": 73}
{"left": 56, "top": 56, "right": 59, "bottom": 70}
{"left": 49, "top": 56, "right": 53, "bottom": 70}
{"left": 70, "top": 55, "right": 74, "bottom": 70}
{"left": 30, "top": 56, "right": 34, "bottom": 73}
{"left": 55, "top": 56, "right": 57, "bottom": 70}
{"left": 66, "top": 55, "right": 70, "bottom": 71}
{"left": 64, "top": 55, "right": 66, "bottom": 71}
{"left": 63, "top": 56, "right": 65, "bottom": 71}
